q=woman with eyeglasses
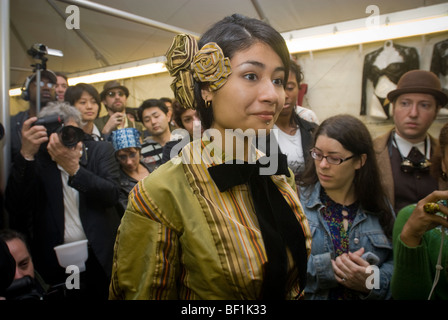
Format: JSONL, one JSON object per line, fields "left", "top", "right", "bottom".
{"left": 110, "top": 128, "right": 151, "bottom": 214}
{"left": 297, "top": 114, "right": 395, "bottom": 300}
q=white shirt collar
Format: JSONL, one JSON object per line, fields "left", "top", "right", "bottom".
{"left": 393, "top": 132, "right": 430, "bottom": 159}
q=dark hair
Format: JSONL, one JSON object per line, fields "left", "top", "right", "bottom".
{"left": 64, "top": 83, "right": 101, "bottom": 117}
{"left": 430, "top": 122, "right": 448, "bottom": 180}
{"left": 288, "top": 59, "right": 306, "bottom": 128}
{"left": 171, "top": 100, "right": 189, "bottom": 129}
{"left": 137, "top": 99, "right": 169, "bottom": 121}
{"left": 0, "top": 229, "right": 30, "bottom": 252}
{"left": 160, "top": 97, "right": 173, "bottom": 104}
{"left": 126, "top": 107, "right": 140, "bottom": 121}
{"left": 55, "top": 72, "right": 68, "bottom": 82}
{"left": 298, "top": 114, "right": 394, "bottom": 237}
{"left": 290, "top": 59, "right": 304, "bottom": 85}
{"left": 194, "top": 14, "right": 291, "bottom": 129}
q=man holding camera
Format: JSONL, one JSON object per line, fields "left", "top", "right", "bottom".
{"left": 5, "top": 102, "right": 121, "bottom": 300}
{"left": 10, "top": 69, "right": 57, "bottom": 162}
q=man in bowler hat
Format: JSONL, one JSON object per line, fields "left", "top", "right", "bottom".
{"left": 94, "top": 80, "right": 144, "bottom": 140}
{"left": 374, "top": 70, "right": 448, "bottom": 214}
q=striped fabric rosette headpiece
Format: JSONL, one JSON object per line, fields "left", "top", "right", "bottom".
{"left": 165, "top": 34, "right": 232, "bottom": 109}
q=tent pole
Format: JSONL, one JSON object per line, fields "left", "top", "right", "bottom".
{"left": 47, "top": 0, "right": 110, "bottom": 66}
{"left": 0, "top": 0, "right": 10, "bottom": 227}
{"left": 56, "top": 0, "right": 200, "bottom": 38}
{"left": 250, "top": 0, "right": 270, "bottom": 24}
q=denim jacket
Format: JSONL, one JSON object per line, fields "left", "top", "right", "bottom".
{"left": 299, "top": 183, "right": 394, "bottom": 300}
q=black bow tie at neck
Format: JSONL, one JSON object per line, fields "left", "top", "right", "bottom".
{"left": 208, "top": 153, "right": 308, "bottom": 299}
{"left": 208, "top": 154, "right": 290, "bottom": 192}
{"left": 406, "top": 147, "right": 426, "bottom": 165}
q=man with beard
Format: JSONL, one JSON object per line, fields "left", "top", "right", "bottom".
{"left": 10, "top": 70, "right": 57, "bottom": 161}
{"left": 94, "top": 80, "right": 144, "bottom": 140}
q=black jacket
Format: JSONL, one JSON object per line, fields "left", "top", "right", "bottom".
{"left": 257, "top": 117, "right": 317, "bottom": 182}
{"left": 5, "top": 139, "right": 121, "bottom": 285}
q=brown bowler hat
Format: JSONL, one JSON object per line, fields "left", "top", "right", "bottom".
{"left": 387, "top": 70, "right": 447, "bottom": 106}
{"left": 100, "top": 80, "right": 129, "bottom": 100}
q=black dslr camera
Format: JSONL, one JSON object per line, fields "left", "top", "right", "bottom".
{"left": 5, "top": 276, "right": 44, "bottom": 300}
{"left": 33, "top": 115, "right": 85, "bottom": 148}
{"left": 5, "top": 276, "right": 71, "bottom": 301}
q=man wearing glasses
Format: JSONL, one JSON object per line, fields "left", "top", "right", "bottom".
{"left": 11, "top": 70, "right": 57, "bottom": 161}
{"left": 94, "top": 80, "right": 144, "bottom": 140}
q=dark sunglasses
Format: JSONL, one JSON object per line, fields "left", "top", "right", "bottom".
{"left": 107, "top": 91, "right": 125, "bottom": 97}
{"left": 117, "top": 152, "right": 138, "bottom": 162}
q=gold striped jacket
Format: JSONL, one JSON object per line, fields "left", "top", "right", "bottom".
{"left": 109, "top": 139, "right": 311, "bottom": 300}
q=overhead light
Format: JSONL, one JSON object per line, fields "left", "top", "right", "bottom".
{"left": 68, "top": 60, "right": 167, "bottom": 85}
{"left": 283, "top": 3, "right": 448, "bottom": 53}
{"left": 9, "top": 58, "right": 167, "bottom": 96}
{"left": 46, "top": 48, "right": 64, "bottom": 57}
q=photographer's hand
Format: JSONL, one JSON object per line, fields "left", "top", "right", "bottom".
{"left": 20, "top": 117, "right": 48, "bottom": 160}
{"left": 47, "top": 133, "right": 82, "bottom": 176}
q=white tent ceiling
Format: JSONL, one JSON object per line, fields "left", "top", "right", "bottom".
{"left": 9, "top": 0, "right": 448, "bottom": 88}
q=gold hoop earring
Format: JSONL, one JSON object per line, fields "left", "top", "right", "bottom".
{"left": 205, "top": 100, "right": 212, "bottom": 108}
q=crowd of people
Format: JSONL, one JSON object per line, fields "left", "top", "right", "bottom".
{"left": 1, "top": 13, "right": 447, "bottom": 301}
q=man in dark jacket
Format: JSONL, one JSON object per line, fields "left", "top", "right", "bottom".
{"left": 10, "top": 69, "right": 57, "bottom": 162}
{"left": 373, "top": 70, "right": 448, "bottom": 214}
{"left": 5, "top": 102, "right": 121, "bottom": 300}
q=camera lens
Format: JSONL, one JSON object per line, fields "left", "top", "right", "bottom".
{"left": 59, "top": 126, "right": 85, "bottom": 147}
